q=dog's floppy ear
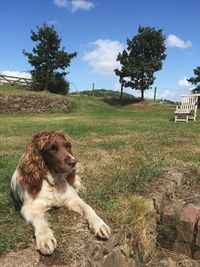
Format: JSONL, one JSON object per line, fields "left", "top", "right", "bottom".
{"left": 18, "top": 133, "right": 47, "bottom": 197}
{"left": 67, "top": 170, "right": 76, "bottom": 186}
{"left": 62, "top": 133, "right": 76, "bottom": 186}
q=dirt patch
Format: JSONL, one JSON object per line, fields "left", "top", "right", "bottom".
{"left": 0, "top": 93, "right": 72, "bottom": 112}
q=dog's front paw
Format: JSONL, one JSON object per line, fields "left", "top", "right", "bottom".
{"left": 36, "top": 229, "right": 57, "bottom": 255}
{"left": 91, "top": 218, "right": 111, "bottom": 239}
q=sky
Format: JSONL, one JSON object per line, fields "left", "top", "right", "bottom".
{"left": 1, "top": 0, "right": 200, "bottom": 101}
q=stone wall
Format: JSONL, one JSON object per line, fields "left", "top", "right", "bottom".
{"left": 0, "top": 93, "right": 72, "bottom": 112}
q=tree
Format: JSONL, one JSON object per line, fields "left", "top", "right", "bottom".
{"left": 187, "top": 66, "right": 200, "bottom": 93}
{"left": 23, "top": 24, "right": 77, "bottom": 92}
{"left": 115, "top": 26, "right": 166, "bottom": 100}
{"left": 115, "top": 50, "right": 128, "bottom": 101}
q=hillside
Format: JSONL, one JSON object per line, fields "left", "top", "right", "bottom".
{"left": 0, "top": 85, "right": 175, "bottom": 113}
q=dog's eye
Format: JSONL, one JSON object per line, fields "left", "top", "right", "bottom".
{"left": 64, "top": 143, "right": 71, "bottom": 150}
{"left": 50, "top": 144, "right": 58, "bottom": 152}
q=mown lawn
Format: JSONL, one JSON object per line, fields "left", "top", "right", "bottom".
{"left": 1, "top": 86, "right": 200, "bottom": 256}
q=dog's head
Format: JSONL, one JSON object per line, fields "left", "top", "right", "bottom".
{"left": 18, "top": 131, "right": 76, "bottom": 196}
{"left": 38, "top": 132, "right": 76, "bottom": 174}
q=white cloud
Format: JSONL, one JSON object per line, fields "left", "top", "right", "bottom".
{"left": 178, "top": 77, "right": 190, "bottom": 87}
{"left": 47, "top": 19, "right": 58, "bottom": 25}
{"left": 178, "top": 77, "right": 195, "bottom": 92}
{"left": 53, "top": 0, "right": 94, "bottom": 12}
{"left": 82, "top": 39, "right": 124, "bottom": 75}
{"left": 166, "top": 34, "right": 192, "bottom": 49}
{"left": 71, "top": 0, "right": 94, "bottom": 12}
{"left": 54, "top": 0, "right": 70, "bottom": 7}
{"left": 1, "top": 70, "right": 31, "bottom": 79}
{"left": 157, "top": 89, "right": 175, "bottom": 99}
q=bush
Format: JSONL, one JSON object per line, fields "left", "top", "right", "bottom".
{"left": 47, "top": 73, "right": 69, "bottom": 95}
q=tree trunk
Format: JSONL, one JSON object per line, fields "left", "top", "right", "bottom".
{"left": 44, "top": 79, "right": 48, "bottom": 91}
{"left": 44, "top": 68, "right": 50, "bottom": 91}
{"left": 141, "top": 89, "right": 144, "bottom": 101}
{"left": 154, "top": 87, "right": 157, "bottom": 101}
{"left": 120, "top": 84, "right": 123, "bottom": 102}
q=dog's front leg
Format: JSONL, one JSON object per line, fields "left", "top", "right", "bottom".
{"left": 64, "top": 188, "right": 111, "bottom": 239}
{"left": 21, "top": 205, "right": 57, "bottom": 255}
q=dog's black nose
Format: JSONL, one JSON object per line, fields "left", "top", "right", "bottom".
{"left": 66, "top": 156, "right": 76, "bottom": 168}
{"left": 69, "top": 161, "right": 76, "bottom": 168}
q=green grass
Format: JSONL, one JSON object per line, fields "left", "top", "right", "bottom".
{"left": 1, "top": 85, "right": 200, "bottom": 256}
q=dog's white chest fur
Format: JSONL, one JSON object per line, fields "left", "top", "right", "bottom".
{"left": 37, "top": 179, "right": 70, "bottom": 208}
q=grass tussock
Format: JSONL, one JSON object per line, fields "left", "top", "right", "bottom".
{"left": 114, "top": 195, "right": 157, "bottom": 262}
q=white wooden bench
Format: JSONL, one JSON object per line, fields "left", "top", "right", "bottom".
{"left": 175, "top": 95, "right": 198, "bottom": 123}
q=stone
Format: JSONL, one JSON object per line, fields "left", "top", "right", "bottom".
{"left": 173, "top": 241, "right": 191, "bottom": 258}
{"left": 150, "top": 257, "right": 178, "bottom": 267}
{"left": 196, "top": 220, "right": 200, "bottom": 247}
{"left": 179, "top": 205, "right": 200, "bottom": 242}
{"left": 170, "top": 172, "right": 184, "bottom": 187}
{"left": 193, "top": 248, "right": 200, "bottom": 260}
{"left": 162, "top": 204, "right": 199, "bottom": 243}
{"left": 0, "top": 93, "right": 71, "bottom": 113}
{"left": 0, "top": 248, "right": 40, "bottom": 267}
{"left": 127, "top": 258, "right": 138, "bottom": 267}
{"left": 102, "top": 248, "right": 127, "bottom": 267}
{"left": 104, "top": 230, "right": 125, "bottom": 253}
{"left": 90, "top": 243, "right": 104, "bottom": 262}
{"left": 166, "top": 182, "right": 177, "bottom": 198}
{"left": 86, "top": 260, "right": 102, "bottom": 267}
{"left": 152, "top": 192, "right": 165, "bottom": 213}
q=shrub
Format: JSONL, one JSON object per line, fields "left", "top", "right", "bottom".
{"left": 47, "top": 73, "right": 69, "bottom": 95}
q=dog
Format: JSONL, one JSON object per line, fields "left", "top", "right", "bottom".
{"left": 11, "top": 131, "right": 110, "bottom": 255}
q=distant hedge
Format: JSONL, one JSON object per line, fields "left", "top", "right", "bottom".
{"left": 71, "top": 89, "right": 136, "bottom": 99}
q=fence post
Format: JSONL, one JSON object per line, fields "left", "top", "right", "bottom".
{"left": 154, "top": 86, "right": 157, "bottom": 101}
{"left": 92, "top": 83, "right": 95, "bottom": 96}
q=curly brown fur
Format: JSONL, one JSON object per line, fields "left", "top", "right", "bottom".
{"left": 18, "top": 131, "right": 75, "bottom": 196}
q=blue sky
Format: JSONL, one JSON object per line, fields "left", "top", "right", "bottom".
{"left": 1, "top": 0, "right": 200, "bottom": 101}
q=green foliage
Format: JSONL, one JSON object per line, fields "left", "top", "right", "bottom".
{"left": 115, "top": 26, "right": 166, "bottom": 100}
{"left": 48, "top": 72, "right": 69, "bottom": 94}
{"left": 71, "top": 89, "right": 136, "bottom": 99}
{"left": 23, "top": 24, "right": 77, "bottom": 91}
{"left": 187, "top": 66, "right": 200, "bottom": 93}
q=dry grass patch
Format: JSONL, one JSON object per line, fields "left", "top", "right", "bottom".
{"left": 111, "top": 195, "right": 157, "bottom": 262}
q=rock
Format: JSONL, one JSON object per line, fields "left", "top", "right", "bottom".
{"left": 0, "top": 248, "right": 40, "bottom": 267}
{"left": 0, "top": 93, "right": 72, "bottom": 113}
{"left": 170, "top": 172, "right": 184, "bottom": 187}
{"left": 195, "top": 220, "right": 200, "bottom": 247}
{"left": 102, "top": 248, "right": 127, "bottom": 267}
{"left": 152, "top": 192, "right": 165, "bottom": 213}
{"left": 178, "top": 205, "right": 200, "bottom": 242}
{"left": 174, "top": 241, "right": 191, "bottom": 258}
{"left": 103, "top": 230, "right": 125, "bottom": 253}
{"left": 166, "top": 182, "right": 177, "bottom": 198}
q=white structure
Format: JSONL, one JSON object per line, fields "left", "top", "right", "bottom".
{"left": 175, "top": 94, "right": 199, "bottom": 123}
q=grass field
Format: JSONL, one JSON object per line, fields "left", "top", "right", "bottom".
{"left": 1, "top": 86, "right": 200, "bottom": 257}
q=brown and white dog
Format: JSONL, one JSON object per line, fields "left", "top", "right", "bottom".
{"left": 11, "top": 131, "right": 110, "bottom": 255}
